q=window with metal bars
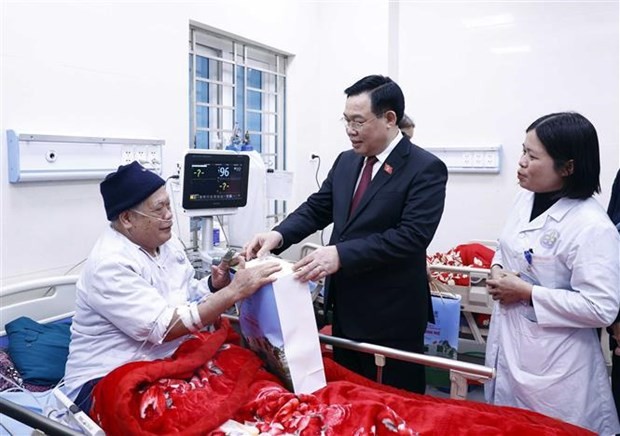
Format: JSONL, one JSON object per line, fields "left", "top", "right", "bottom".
{"left": 189, "top": 23, "right": 289, "bottom": 226}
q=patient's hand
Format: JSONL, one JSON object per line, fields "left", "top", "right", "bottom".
{"left": 210, "top": 255, "right": 242, "bottom": 290}
{"left": 228, "top": 260, "right": 282, "bottom": 300}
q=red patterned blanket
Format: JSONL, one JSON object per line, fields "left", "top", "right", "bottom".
{"left": 428, "top": 243, "right": 495, "bottom": 286}
{"left": 91, "top": 319, "right": 592, "bottom": 436}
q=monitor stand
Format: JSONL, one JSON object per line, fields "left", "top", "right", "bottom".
{"left": 199, "top": 216, "right": 227, "bottom": 267}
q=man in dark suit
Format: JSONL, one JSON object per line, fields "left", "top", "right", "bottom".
{"left": 244, "top": 75, "right": 448, "bottom": 393}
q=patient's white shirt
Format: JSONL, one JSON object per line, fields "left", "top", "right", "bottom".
{"left": 63, "top": 225, "right": 212, "bottom": 398}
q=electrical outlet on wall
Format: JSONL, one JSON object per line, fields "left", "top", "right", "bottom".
{"left": 148, "top": 147, "right": 160, "bottom": 164}
{"left": 135, "top": 148, "right": 148, "bottom": 164}
{"left": 121, "top": 143, "right": 163, "bottom": 173}
{"left": 121, "top": 146, "right": 134, "bottom": 165}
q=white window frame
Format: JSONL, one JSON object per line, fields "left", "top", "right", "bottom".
{"left": 189, "top": 22, "right": 290, "bottom": 224}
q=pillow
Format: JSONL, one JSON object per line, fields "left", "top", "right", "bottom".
{"left": 5, "top": 316, "right": 71, "bottom": 386}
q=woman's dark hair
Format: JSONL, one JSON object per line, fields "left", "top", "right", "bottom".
{"left": 526, "top": 112, "right": 601, "bottom": 199}
{"left": 344, "top": 75, "right": 405, "bottom": 124}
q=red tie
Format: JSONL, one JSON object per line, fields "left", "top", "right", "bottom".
{"left": 349, "top": 156, "right": 378, "bottom": 216}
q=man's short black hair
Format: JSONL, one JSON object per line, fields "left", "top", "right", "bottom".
{"left": 345, "top": 75, "right": 405, "bottom": 124}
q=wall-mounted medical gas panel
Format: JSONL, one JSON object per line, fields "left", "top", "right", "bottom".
{"left": 7, "top": 130, "right": 164, "bottom": 183}
{"left": 425, "top": 145, "right": 501, "bottom": 174}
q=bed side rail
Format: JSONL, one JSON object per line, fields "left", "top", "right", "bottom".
{"left": 222, "top": 314, "right": 494, "bottom": 400}
{"left": 0, "top": 396, "right": 82, "bottom": 436}
{"left": 0, "top": 275, "right": 79, "bottom": 336}
{"left": 318, "top": 333, "right": 494, "bottom": 400}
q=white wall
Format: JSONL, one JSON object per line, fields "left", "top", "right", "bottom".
{"left": 396, "top": 1, "right": 619, "bottom": 252}
{"left": 1, "top": 1, "right": 617, "bottom": 284}
{"left": 283, "top": 1, "right": 390, "bottom": 254}
{"left": 0, "top": 0, "right": 389, "bottom": 284}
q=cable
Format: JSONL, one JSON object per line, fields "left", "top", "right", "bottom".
{"left": 310, "top": 155, "right": 327, "bottom": 246}
{"left": 64, "top": 259, "right": 87, "bottom": 276}
{"left": 129, "top": 304, "right": 176, "bottom": 363}
{"left": 311, "top": 154, "right": 321, "bottom": 189}
{"left": 0, "top": 373, "right": 27, "bottom": 395}
{"left": 38, "top": 259, "right": 90, "bottom": 297}
{"left": 0, "top": 421, "right": 13, "bottom": 435}
{"left": 0, "top": 372, "right": 50, "bottom": 416}
{"left": 53, "top": 388, "right": 104, "bottom": 435}
{"left": 129, "top": 272, "right": 215, "bottom": 362}
{"left": 131, "top": 285, "right": 219, "bottom": 360}
{"left": 0, "top": 356, "right": 83, "bottom": 427}
{"left": 165, "top": 176, "right": 189, "bottom": 252}
{"left": 216, "top": 215, "right": 229, "bottom": 247}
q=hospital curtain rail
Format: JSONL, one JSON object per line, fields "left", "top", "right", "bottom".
{"left": 0, "top": 396, "right": 82, "bottom": 436}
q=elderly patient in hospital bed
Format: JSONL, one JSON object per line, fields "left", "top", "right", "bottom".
{"left": 59, "top": 161, "right": 280, "bottom": 415}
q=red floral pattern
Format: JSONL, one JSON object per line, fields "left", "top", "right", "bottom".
{"left": 91, "top": 318, "right": 592, "bottom": 436}
{"left": 427, "top": 243, "right": 495, "bottom": 286}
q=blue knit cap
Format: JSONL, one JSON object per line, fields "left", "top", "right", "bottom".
{"left": 100, "top": 161, "right": 165, "bottom": 221}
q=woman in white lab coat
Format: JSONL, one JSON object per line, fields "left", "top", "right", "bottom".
{"left": 484, "top": 112, "right": 620, "bottom": 435}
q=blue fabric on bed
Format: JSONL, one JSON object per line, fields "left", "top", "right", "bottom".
{"left": 5, "top": 317, "right": 71, "bottom": 386}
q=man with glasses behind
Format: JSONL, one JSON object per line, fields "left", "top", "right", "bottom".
{"left": 244, "top": 75, "right": 448, "bottom": 393}
{"left": 63, "top": 161, "right": 281, "bottom": 415}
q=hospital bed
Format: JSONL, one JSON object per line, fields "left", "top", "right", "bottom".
{"left": 0, "top": 275, "right": 589, "bottom": 435}
{"left": 428, "top": 242, "right": 613, "bottom": 366}
{"left": 303, "top": 241, "right": 494, "bottom": 352}
{"left": 0, "top": 276, "right": 79, "bottom": 435}
{"left": 425, "top": 240, "right": 496, "bottom": 348}
{"left": 428, "top": 263, "right": 492, "bottom": 345}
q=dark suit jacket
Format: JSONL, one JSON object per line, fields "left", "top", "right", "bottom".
{"left": 274, "top": 137, "right": 448, "bottom": 342}
{"left": 607, "top": 169, "right": 620, "bottom": 328}
{"left": 608, "top": 169, "right": 620, "bottom": 226}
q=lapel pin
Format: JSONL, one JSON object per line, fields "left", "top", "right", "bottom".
{"left": 384, "top": 163, "right": 393, "bottom": 175}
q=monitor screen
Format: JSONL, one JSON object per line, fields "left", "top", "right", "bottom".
{"left": 181, "top": 151, "right": 250, "bottom": 212}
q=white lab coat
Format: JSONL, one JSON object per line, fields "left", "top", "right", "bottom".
{"left": 485, "top": 190, "right": 620, "bottom": 435}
